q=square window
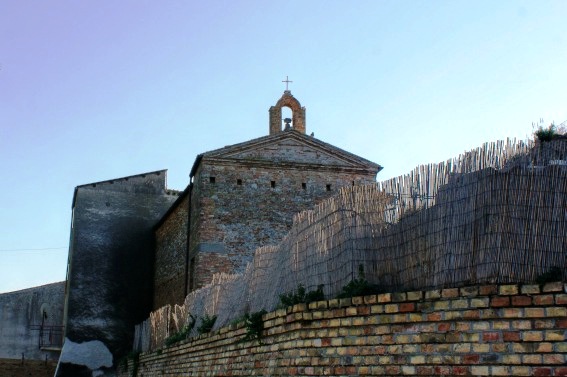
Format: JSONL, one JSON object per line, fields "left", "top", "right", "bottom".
{"left": 209, "top": 177, "right": 216, "bottom": 184}
{"left": 237, "top": 179, "right": 242, "bottom": 185}
{"left": 302, "top": 182, "right": 306, "bottom": 190}
{"left": 326, "top": 184, "right": 331, "bottom": 191}
{"left": 271, "top": 181, "right": 276, "bottom": 188}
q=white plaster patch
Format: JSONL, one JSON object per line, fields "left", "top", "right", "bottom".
{"left": 59, "top": 338, "right": 113, "bottom": 370}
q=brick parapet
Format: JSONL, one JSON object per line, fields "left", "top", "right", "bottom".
{"left": 120, "top": 282, "right": 567, "bottom": 376}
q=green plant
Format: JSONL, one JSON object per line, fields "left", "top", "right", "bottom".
{"left": 305, "top": 284, "right": 325, "bottom": 303}
{"left": 127, "top": 351, "right": 140, "bottom": 377}
{"left": 164, "top": 314, "right": 196, "bottom": 346}
{"left": 278, "top": 284, "right": 325, "bottom": 308}
{"left": 279, "top": 284, "right": 306, "bottom": 307}
{"left": 197, "top": 314, "right": 217, "bottom": 334}
{"left": 242, "top": 309, "right": 268, "bottom": 342}
{"left": 535, "top": 123, "right": 558, "bottom": 142}
{"left": 228, "top": 314, "right": 247, "bottom": 327}
{"left": 336, "top": 265, "right": 383, "bottom": 299}
{"left": 536, "top": 266, "right": 563, "bottom": 285}
{"left": 119, "top": 356, "right": 128, "bottom": 373}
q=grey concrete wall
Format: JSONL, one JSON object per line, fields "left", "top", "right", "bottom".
{"left": 0, "top": 282, "right": 65, "bottom": 361}
{"left": 57, "top": 170, "right": 178, "bottom": 376}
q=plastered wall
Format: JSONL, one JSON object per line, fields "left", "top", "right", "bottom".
{"left": 58, "top": 171, "right": 177, "bottom": 376}
{"left": 0, "top": 282, "right": 64, "bottom": 361}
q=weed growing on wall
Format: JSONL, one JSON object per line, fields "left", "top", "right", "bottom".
{"left": 120, "top": 356, "right": 128, "bottom": 373}
{"left": 164, "top": 314, "right": 196, "bottom": 346}
{"left": 228, "top": 314, "right": 247, "bottom": 327}
{"left": 278, "top": 284, "right": 325, "bottom": 308}
{"left": 535, "top": 123, "right": 559, "bottom": 142}
{"left": 242, "top": 310, "right": 268, "bottom": 343}
{"left": 536, "top": 266, "right": 563, "bottom": 285}
{"left": 336, "top": 265, "right": 383, "bottom": 299}
{"left": 128, "top": 351, "right": 140, "bottom": 377}
{"left": 197, "top": 314, "right": 217, "bottom": 334}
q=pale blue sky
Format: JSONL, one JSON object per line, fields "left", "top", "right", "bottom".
{"left": 1, "top": 1, "right": 566, "bottom": 293}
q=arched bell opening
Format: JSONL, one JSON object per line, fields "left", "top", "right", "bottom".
{"left": 269, "top": 91, "right": 306, "bottom": 135}
{"left": 282, "top": 106, "right": 293, "bottom": 131}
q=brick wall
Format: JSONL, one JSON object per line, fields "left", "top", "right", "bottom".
{"left": 154, "top": 194, "right": 189, "bottom": 309}
{"left": 189, "top": 160, "right": 376, "bottom": 289}
{"left": 120, "top": 282, "right": 567, "bottom": 376}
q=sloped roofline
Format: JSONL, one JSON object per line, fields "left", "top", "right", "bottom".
{"left": 71, "top": 169, "right": 170, "bottom": 209}
{"left": 153, "top": 182, "right": 192, "bottom": 230}
{"left": 189, "top": 130, "right": 382, "bottom": 178}
{"left": 75, "top": 169, "right": 169, "bottom": 189}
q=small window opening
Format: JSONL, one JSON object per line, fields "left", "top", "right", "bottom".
{"left": 302, "top": 182, "right": 306, "bottom": 190}
{"left": 271, "top": 181, "right": 276, "bottom": 188}
{"left": 326, "top": 184, "right": 332, "bottom": 191}
{"left": 352, "top": 181, "right": 355, "bottom": 186}
{"left": 209, "top": 177, "right": 216, "bottom": 184}
{"left": 237, "top": 179, "right": 242, "bottom": 186}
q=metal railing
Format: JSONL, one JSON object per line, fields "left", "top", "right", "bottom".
{"left": 30, "top": 324, "right": 64, "bottom": 349}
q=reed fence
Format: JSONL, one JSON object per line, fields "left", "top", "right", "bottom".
{"left": 134, "top": 138, "right": 567, "bottom": 352}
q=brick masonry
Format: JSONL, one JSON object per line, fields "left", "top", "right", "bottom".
{"left": 188, "top": 159, "right": 377, "bottom": 290}
{"left": 151, "top": 92, "right": 382, "bottom": 303}
{"left": 120, "top": 282, "right": 567, "bottom": 376}
{"left": 269, "top": 90, "right": 306, "bottom": 135}
{"left": 153, "top": 131, "right": 382, "bottom": 300}
{"left": 154, "top": 194, "right": 189, "bottom": 309}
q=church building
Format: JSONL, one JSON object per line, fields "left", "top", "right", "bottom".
{"left": 58, "top": 90, "right": 382, "bottom": 376}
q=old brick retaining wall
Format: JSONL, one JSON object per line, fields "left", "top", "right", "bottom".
{"left": 121, "top": 282, "right": 567, "bottom": 376}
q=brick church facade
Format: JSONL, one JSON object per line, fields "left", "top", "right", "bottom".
{"left": 58, "top": 90, "right": 381, "bottom": 375}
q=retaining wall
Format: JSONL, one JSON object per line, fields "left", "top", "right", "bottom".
{"left": 0, "top": 358, "right": 57, "bottom": 377}
{"left": 120, "top": 281, "right": 567, "bottom": 376}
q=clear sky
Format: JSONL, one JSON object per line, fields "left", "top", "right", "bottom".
{"left": 1, "top": 1, "right": 566, "bottom": 293}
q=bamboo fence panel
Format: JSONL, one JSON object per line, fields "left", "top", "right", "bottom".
{"left": 133, "top": 138, "right": 567, "bottom": 352}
